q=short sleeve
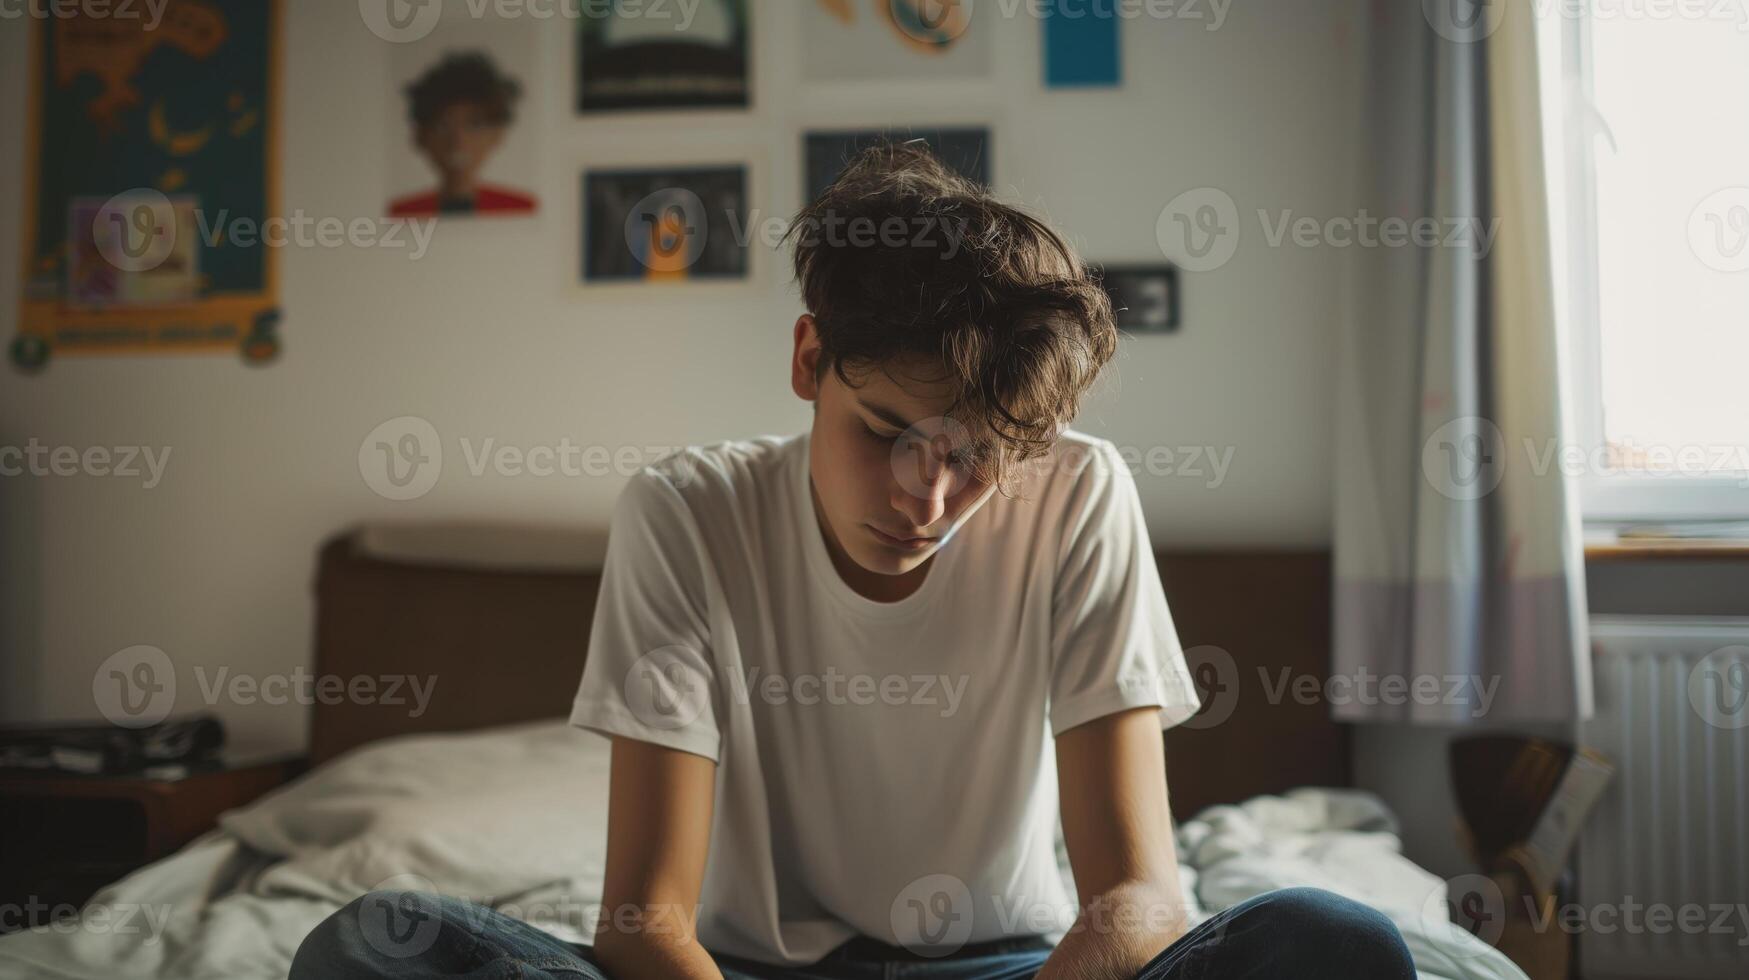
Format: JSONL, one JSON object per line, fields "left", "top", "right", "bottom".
{"left": 570, "top": 467, "right": 722, "bottom": 762}
{"left": 1048, "top": 441, "right": 1202, "bottom": 736}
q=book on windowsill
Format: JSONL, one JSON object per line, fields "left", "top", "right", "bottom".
{"left": 1616, "top": 520, "right": 1749, "bottom": 540}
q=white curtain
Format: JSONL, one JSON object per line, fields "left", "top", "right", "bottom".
{"left": 1333, "top": 1, "right": 1593, "bottom": 724}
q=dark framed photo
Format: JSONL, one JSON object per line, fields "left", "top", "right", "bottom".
{"left": 582, "top": 166, "right": 749, "bottom": 282}
{"left": 1096, "top": 264, "right": 1181, "bottom": 333}
{"left": 577, "top": 0, "right": 749, "bottom": 112}
{"left": 803, "top": 127, "right": 989, "bottom": 205}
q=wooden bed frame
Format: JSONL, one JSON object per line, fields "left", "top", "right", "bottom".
{"left": 308, "top": 529, "right": 1349, "bottom": 820}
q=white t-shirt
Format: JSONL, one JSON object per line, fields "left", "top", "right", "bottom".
{"left": 569, "top": 429, "right": 1200, "bottom": 966}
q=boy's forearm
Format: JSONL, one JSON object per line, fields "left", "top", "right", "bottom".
{"left": 1035, "top": 879, "right": 1191, "bottom": 980}
{"left": 592, "top": 933, "right": 724, "bottom": 980}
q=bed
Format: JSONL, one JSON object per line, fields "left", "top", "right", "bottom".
{"left": 0, "top": 525, "right": 1528, "bottom": 980}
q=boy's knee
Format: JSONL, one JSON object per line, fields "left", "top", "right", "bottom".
{"left": 1242, "top": 887, "right": 1415, "bottom": 978}
{"left": 290, "top": 889, "right": 453, "bottom": 979}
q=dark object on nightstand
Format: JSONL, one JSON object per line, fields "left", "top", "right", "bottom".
{"left": 0, "top": 756, "right": 305, "bottom": 933}
{"left": 0, "top": 714, "right": 226, "bottom": 776}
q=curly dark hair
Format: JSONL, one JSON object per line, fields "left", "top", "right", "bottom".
{"left": 405, "top": 51, "right": 522, "bottom": 128}
{"left": 785, "top": 139, "right": 1118, "bottom": 494}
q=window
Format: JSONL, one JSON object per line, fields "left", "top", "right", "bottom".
{"left": 1558, "top": 7, "right": 1749, "bottom": 521}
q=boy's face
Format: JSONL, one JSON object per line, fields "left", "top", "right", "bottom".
{"left": 791, "top": 316, "right": 999, "bottom": 579}
{"left": 415, "top": 101, "right": 504, "bottom": 187}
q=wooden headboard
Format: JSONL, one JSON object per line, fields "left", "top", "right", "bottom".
{"left": 307, "top": 531, "right": 602, "bottom": 765}
{"left": 1155, "top": 551, "right": 1349, "bottom": 818}
{"left": 308, "top": 529, "right": 1347, "bottom": 817}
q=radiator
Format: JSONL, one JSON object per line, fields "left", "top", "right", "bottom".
{"left": 1579, "top": 617, "right": 1749, "bottom": 980}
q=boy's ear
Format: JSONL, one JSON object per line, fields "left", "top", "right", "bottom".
{"left": 791, "top": 314, "right": 822, "bottom": 402}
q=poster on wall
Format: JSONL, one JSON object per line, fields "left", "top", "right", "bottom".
{"left": 577, "top": 0, "right": 749, "bottom": 112}
{"left": 583, "top": 166, "right": 749, "bottom": 282}
{"left": 804, "top": 128, "right": 989, "bottom": 204}
{"left": 1043, "top": 5, "right": 1121, "bottom": 87}
{"left": 387, "top": 20, "right": 539, "bottom": 219}
{"left": 13, "top": 0, "right": 282, "bottom": 371}
{"left": 801, "top": 0, "right": 989, "bottom": 82}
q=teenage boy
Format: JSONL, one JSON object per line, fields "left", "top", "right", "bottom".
{"left": 293, "top": 143, "right": 1416, "bottom": 980}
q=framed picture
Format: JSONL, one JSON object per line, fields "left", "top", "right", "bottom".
{"left": 577, "top": 0, "right": 749, "bottom": 112}
{"left": 1097, "top": 264, "right": 1181, "bottom": 333}
{"left": 583, "top": 166, "right": 749, "bottom": 282}
{"left": 387, "top": 22, "right": 539, "bottom": 220}
{"left": 801, "top": 0, "right": 989, "bottom": 82}
{"left": 804, "top": 127, "right": 989, "bottom": 204}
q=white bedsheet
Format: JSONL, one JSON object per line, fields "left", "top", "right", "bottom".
{"left": 0, "top": 723, "right": 1515, "bottom": 980}
{"left": 0, "top": 720, "right": 613, "bottom": 980}
{"left": 1176, "top": 788, "right": 1529, "bottom": 980}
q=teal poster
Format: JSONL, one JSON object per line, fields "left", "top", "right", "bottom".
{"left": 15, "top": 0, "right": 281, "bottom": 371}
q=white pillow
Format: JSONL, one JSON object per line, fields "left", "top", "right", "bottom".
{"left": 222, "top": 719, "right": 611, "bottom": 907}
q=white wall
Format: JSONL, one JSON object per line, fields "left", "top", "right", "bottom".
{"left": 0, "top": 0, "right": 1366, "bottom": 756}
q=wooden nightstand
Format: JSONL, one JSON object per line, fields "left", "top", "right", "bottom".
{"left": 0, "top": 757, "right": 305, "bottom": 933}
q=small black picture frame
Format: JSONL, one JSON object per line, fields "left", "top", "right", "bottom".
{"left": 1095, "top": 264, "right": 1181, "bottom": 334}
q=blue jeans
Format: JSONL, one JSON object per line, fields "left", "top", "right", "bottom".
{"left": 290, "top": 885, "right": 1415, "bottom": 979}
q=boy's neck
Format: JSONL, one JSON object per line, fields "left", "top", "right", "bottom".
{"left": 807, "top": 474, "right": 933, "bottom": 604}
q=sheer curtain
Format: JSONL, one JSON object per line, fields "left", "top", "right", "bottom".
{"left": 1332, "top": 0, "right": 1592, "bottom": 724}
